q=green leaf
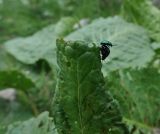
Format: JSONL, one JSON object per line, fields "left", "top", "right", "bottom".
{"left": 6, "top": 112, "right": 58, "bottom": 134}
{"left": 0, "top": 70, "right": 34, "bottom": 90}
{"left": 4, "top": 24, "right": 56, "bottom": 69}
{"left": 106, "top": 68, "right": 160, "bottom": 133}
{"left": 66, "top": 16, "right": 155, "bottom": 75}
{"left": 0, "top": 46, "right": 40, "bottom": 90}
{"left": 4, "top": 17, "right": 75, "bottom": 70}
{"left": 121, "top": 0, "right": 160, "bottom": 42}
{"left": 0, "top": 46, "right": 38, "bottom": 90}
{"left": 0, "top": 44, "right": 55, "bottom": 90}
{"left": 53, "top": 39, "right": 127, "bottom": 134}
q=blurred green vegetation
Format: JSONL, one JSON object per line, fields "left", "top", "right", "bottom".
{"left": 0, "top": 0, "right": 160, "bottom": 134}
{"left": 0, "top": 0, "right": 121, "bottom": 43}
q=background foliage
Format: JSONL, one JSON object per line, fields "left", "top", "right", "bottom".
{"left": 0, "top": 0, "right": 160, "bottom": 134}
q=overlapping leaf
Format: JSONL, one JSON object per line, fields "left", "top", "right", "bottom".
{"left": 66, "top": 16, "right": 155, "bottom": 75}
{"left": 4, "top": 17, "right": 75, "bottom": 70}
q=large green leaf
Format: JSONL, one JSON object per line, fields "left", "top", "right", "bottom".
{"left": 6, "top": 112, "right": 58, "bottom": 134}
{"left": 53, "top": 39, "right": 127, "bottom": 133}
{"left": 66, "top": 16, "right": 155, "bottom": 75}
{"left": 121, "top": 0, "right": 160, "bottom": 42}
{"left": 106, "top": 68, "right": 160, "bottom": 133}
{"left": 4, "top": 17, "right": 75, "bottom": 70}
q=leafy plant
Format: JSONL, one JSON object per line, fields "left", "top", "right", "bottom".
{"left": 0, "top": 1, "right": 159, "bottom": 133}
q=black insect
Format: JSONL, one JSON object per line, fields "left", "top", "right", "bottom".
{"left": 100, "top": 40, "right": 114, "bottom": 60}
